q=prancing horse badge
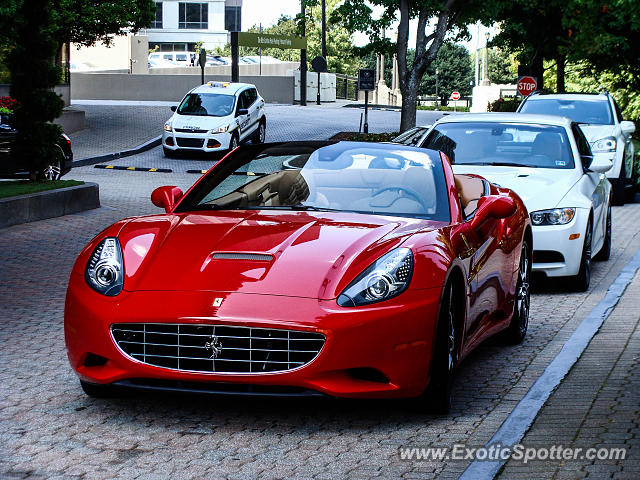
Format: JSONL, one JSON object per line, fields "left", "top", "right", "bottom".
{"left": 212, "top": 297, "right": 223, "bottom": 307}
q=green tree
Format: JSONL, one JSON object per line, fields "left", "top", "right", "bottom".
{"left": 420, "top": 42, "right": 473, "bottom": 97}
{"left": 334, "top": 0, "right": 495, "bottom": 131}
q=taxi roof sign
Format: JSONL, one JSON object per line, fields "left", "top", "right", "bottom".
{"left": 207, "top": 81, "right": 230, "bottom": 88}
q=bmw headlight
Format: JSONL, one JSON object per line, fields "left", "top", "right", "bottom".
{"left": 211, "top": 124, "right": 230, "bottom": 134}
{"left": 163, "top": 123, "right": 172, "bottom": 132}
{"left": 337, "top": 248, "right": 414, "bottom": 307}
{"left": 530, "top": 208, "right": 576, "bottom": 226}
{"left": 591, "top": 136, "right": 616, "bottom": 153}
{"left": 85, "top": 237, "right": 124, "bottom": 296}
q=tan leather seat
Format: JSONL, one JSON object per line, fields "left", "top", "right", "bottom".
{"left": 454, "top": 174, "right": 485, "bottom": 217}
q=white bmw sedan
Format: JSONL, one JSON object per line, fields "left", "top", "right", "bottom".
{"left": 162, "top": 82, "right": 266, "bottom": 157}
{"left": 419, "top": 113, "right": 612, "bottom": 291}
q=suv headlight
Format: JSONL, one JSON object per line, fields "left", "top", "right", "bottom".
{"left": 211, "top": 124, "right": 230, "bottom": 134}
{"left": 337, "top": 248, "right": 413, "bottom": 307}
{"left": 591, "top": 136, "right": 616, "bottom": 153}
{"left": 85, "top": 237, "right": 124, "bottom": 296}
{"left": 530, "top": 208, "right": 576, "bottom": 226}
{"left": 163, "top": 123, "right": 172, "bottom": 132}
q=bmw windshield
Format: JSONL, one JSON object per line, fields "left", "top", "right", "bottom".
{"left": 175, "top": 141, "right": 450, "bottom": 221}
{"left": 423, "top": 122, "right": 575, "bottom": 169}
{"left": 177, "top": 93, "right": 236, "bottom": 117}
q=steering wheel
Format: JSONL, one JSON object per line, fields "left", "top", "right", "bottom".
{"left": 370, "top": 185, "right": 429, "bottom": 212}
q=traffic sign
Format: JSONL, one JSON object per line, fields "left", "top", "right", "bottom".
{"left": 517, "top": 76, "right": 538, "bottom": 96}
{"left": 451, "top": 91, "right": 461, "bottom": 101}
{"left": 358, "top": 68, "right": 376, "bottom": 91}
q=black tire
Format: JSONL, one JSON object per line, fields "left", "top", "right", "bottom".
{"left": 612, "top": 164, "right": 626, "bottom": 206}
{"left": 624, "top": 160, "right": 637, "bottom": 203}
{"left": 572, "top": 219, "right": 593, "bottom": 292}
{"left": 253, "top": 119, "right": 266, "bottom": 144}
{"left": 503, "top": 240, "right": 531, "bottom": 344}
{"left": 229, "top": 133, "right": 239, "bottom": 151}
{"left": 80, "top": 380, "right": 116, "bottom": 398}
{"left": 423, "top": 281, "right": 459, "bottom": 414}
{"left": 163, "top": 146, "right": 176, "bottom": 158}
{"left": 594, "top": 204, "right": 612, "bottom": 261}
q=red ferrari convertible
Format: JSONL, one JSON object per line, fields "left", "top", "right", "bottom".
{"left": 65, "top": 141, "right": 531, "bottom": 412}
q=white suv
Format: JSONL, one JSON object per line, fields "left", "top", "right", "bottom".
{"left": 517, "top": 92, "right": 636, "bottom": 205}
{"left": 163, "top": 82, "right": 266, "bottom": 157}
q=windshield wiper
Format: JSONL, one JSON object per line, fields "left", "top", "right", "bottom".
{"left": 244, "top": 205, "right": 342, "bottom": 212}
{"left": 461, "top": 162, "right": 538, "bottom": 168}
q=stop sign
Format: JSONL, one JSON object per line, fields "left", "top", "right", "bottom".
{"left": 517, "top": 76, "right": 538, "bottom": 96}
{"left": 451, "top": 91, "right": 461, "bottom": 101}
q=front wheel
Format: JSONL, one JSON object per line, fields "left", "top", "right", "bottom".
{"left": 163, "top": 146, "right": 176, "bottom": 158}
{"left": 253, "top": 119, "right": 266, "bottom": 144}
{"left": 422, "top": 282, "right": 459, "bottom": 414}
{"left": 39, "top": 147, "right": 63, "bottom": 180}
{"left": 594, "top": 204, "right": 611, "bottom": 261}
{"left": 229, "top": 133, "right": 239, "bottom": 151}
{"left": 571, "top": 219, "right": 592, "bottom": 292}
{"left": 503, "top": 240, "right": 530, "bottom": 344}
{"left": 612, "top": 164, "right": 626, "bottom": 206}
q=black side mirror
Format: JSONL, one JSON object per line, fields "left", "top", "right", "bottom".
{"left": 170, "top": 105, "right": 177, "bottom": 112}
{"left": 236, "top": 108, "right": 249, "bottom": 117}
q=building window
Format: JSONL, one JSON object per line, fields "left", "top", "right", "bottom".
{"left": 179, "top": 3, "right": 208, "bottom": 29}
{"left": 225, "top": 6, "right": 241, "bottom": 32}
{"left": 152, "top": 2, "right": 163, "bottom": 28}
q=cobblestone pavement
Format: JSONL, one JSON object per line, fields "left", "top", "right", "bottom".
{"left": 69, "top": 102, "right": 446, "bottom": 161}
{"left": 1, "top": 147, "right": 640, "bottom": 478}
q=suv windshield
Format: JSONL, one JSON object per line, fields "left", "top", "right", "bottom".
{"left": 175, "top": 142, "right": 450, "bottom": 221}
{"left": 177, "top": 93, "right": 235, "bottom": 117}
{"left": 520, "top": 98, "right": 613, "bottom": 125}
{"left": 423, "top": 122, "right": 575, "bottom": 169}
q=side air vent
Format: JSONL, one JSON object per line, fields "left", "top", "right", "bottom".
{"left": 212, "top": 253, "right": 274, "bottom": 261}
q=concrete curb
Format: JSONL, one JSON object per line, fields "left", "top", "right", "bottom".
{"left": 73, "top": 136, "right": 162, "bottom": 167}
{"left": 0, "top": 182, "right": 100, "bottom": 229}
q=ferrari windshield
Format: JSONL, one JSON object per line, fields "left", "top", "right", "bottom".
{"left": 176, "top": 142, "right": 450, "bottom": 221}
{"left": 423, "top": 122, "right": 575, "bottom": 169}
{"left": 177, "top": 93, "right": 235, "bottom": 117}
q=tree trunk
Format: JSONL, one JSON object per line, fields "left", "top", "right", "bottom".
{"left": 400, "top": 86, "right": 418, "bottom": 132}
{"left": 556, "top": 54, "right": 566, "bottom": 92}
{"left": 531, "top": 53, "right": 544, "bottom": 92}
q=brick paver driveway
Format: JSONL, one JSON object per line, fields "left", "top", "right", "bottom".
{"left": 2, "top": 135, "right": 639, "bottom": 478}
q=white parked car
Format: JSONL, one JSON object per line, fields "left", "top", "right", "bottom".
{"left": 517, "top": 92, "right": 636, "bottom": 205}
{"left": 419, "top": 113, "right": 612, "bottom": 291}
{"left": 162, "top": 82, "right": 266, "bottom": 157}
{"left": 148, "top": 51, "right": 196, "bottom": 67}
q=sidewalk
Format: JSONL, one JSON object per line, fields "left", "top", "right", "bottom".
{"left": 498, "top": 266, "right": 640, "bottom": 479}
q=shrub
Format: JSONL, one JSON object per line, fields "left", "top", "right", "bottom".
{"left": 488, "top": 97, "right": 521, "bottom": 112}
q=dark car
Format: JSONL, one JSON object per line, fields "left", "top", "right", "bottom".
{"left": 0, "top": 115, "right": 73, "bottom": 180}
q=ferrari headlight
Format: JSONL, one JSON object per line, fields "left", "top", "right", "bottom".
{"left": 163, "top": 123, "right": 172, "bottom": 132}
{"left": 211, "top": 124, "right": 230, "bottom": 134}
{"left": 337, "top": 248, "right": 413, "bottom": 307}
{"left": 85, "top": 237, "right": 124, "bottom": 296}
{"left": 591, "top": 136, "right": 616, "bottom": 153}
{"left": 530, "top": 208, "right": 576, "bottom": 226}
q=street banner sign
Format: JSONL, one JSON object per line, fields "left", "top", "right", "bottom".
{"left": 451, "top": 91, "right": 461, "bottom": 101}
{"left": 517, "top": 76, "right": 538, "bottom": 96}
{"left": 237, "top": 32, "right": 307, "bottom": 50}
{"left": 358, "top": 68, "right": 376, "bottom": 91}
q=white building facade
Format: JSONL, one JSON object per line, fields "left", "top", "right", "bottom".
{"left": 146, "top": 0, "right": 242, "bottom": 52}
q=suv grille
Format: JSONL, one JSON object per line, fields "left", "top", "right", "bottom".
{"left": 175, "top": 128, "right": 208, "bottom": 133}
{"left": 111, "top": 323, "right": 325, "bottom": 374}
{"left": 176, "top": 137, "right": 204, "bottom": 148}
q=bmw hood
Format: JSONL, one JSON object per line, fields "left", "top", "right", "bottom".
{"left": 452, "top": 165, "right": 580, "bottom": 212}
{"left": 578, "top": 124, "right": 616, "bottom": 143}
{"left": 117, "top": 210, "right": 437, "bottom": 299}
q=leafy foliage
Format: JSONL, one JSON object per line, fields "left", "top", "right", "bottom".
{"left": 420, "top": 42, "right": 473, "bottom": 97}
{"left": 488, "top": 97, "right": 521, "bottom": 112}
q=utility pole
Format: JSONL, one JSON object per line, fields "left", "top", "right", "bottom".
{"left": 435, "top": 67, "right": 439, "bottom": 111}
{"left": 300, "top": 1, "right": 307, "bottom": 106}
{"left": 321, "top": 0, "right": 327, "bottom": 58}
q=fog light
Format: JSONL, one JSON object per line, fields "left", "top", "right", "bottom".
{"left": 165, "top": 137, "right": 174, "bottom": 146}
{"left": 207, "top": 139, "right": 221, "bottom": 148}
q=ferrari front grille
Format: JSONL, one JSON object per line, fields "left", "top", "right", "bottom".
{"left": 110, "top": 323, "right": 325, "bottom": 374}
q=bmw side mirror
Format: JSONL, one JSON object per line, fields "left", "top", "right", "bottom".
{"left": 170, "top": 105, "right": 177, "bottom": 112}
{"left": 588, "top": 156, "right": 613, "bottom": 174}
{"left": 471, "top": 195, "right": 516, "bottom": 230}
{"left": 236, "top": 108, "right": 249, "bottom": 117}
{"left": 151, "top": 186, "right": 184, "bottom": 213}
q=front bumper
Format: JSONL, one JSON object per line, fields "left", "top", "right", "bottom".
{"left": 531, "top": 209, "right": 589, "bottom": 277}
{"left": 162, "top": 130, "right": 232, "bottom": 153}
{"left": 65, "top": 274, "right": 441, "bottom": 399}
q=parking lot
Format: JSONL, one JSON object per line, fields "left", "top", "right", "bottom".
{"left": 1, "top": 103, "right": 639, "bottom": 479}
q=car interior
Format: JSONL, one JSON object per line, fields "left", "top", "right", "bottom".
{"left": 453, "top": 174, "right": 489, "bottom": 218}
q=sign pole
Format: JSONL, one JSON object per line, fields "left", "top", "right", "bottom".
{"left": 317, "top": 71, "right": 321, "bottom": 105}
{"left": 199, "top": 49, "right": 206, "bottom": 85}
{"left": 364, "top": 91, "right": 369, "bottom": 134}
{"left": 231, "top": 32, "right": 239, "bottom": 83}
{"left": 300, "top": 3, "right": 307, "bottom": 106}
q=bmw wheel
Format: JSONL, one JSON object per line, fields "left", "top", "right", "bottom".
{"left": 572, "top": 219, "right": 592, "bottom": 292}
{"left": 504, "top": 240, "right": 530, "bottom": 344}
{"left": 594, "top": 204, "right": 612, "bottom": 261}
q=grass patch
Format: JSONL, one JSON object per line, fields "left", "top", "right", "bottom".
{"left": 0, "top": 180, "right": 84, "bottom": 199}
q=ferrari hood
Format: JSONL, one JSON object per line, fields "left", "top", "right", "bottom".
{"left": 118, "top": 210, "right": 436, "bottom": 299}
{"left": 452, "top": 165, "right": 580, "bottom": 212}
